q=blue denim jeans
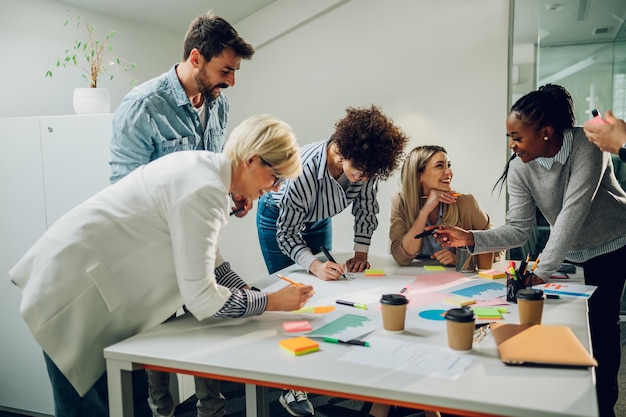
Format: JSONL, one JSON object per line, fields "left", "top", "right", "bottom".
{"left": 43, "top": 352, "right": 151, "bottom": 417}
{"left": 256, "top": 194, "right": 332, "bottom": 274}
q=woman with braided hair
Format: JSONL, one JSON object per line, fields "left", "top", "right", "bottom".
{"left": 434, "top": 84, "right": 626, "bottom": 417}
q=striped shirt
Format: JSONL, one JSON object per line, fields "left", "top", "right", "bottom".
{"left": 267, "top": 137, "right": 380, "bottom": 271}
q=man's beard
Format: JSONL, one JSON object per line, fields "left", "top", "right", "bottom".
{"left": 196, "top": 76, "right": 228, "bottom": 104}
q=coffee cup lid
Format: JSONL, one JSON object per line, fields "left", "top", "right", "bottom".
{"left": 380, "top": 293, "right": 408, "bottom": 305}
{"left": 445, "top": 307, "right": 475, "bottom": 322}
{"left": 516, "top": 289, "right": 544, "bottom": 300}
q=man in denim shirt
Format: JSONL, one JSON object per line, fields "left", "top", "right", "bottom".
{"left": 109, "top": 11, "right": 254, "bottom": 417}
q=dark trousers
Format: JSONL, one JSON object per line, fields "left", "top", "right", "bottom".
{"left": 583, "top": 244, "right": 626, "bottom": 417}
{"left": 44, "top": 351, "right": 151, "bottom": 417}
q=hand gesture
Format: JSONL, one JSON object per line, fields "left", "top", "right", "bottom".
{"left": 266, "top": 284, "right": 314, "bottom": 311}
{"left": 346, "top": 251, "right": 370, "bottom": 272}
{"left": 431, "top": 225, "right": 474, "bottom": 247}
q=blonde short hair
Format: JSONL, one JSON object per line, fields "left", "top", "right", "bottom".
{"left": 223, "top": 115, "right": 302, "bottom": 179}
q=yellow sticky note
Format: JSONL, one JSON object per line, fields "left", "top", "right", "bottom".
{"left": 364, "top": 269, "right": 385, "bottom": 276}
{"left": 293, "top": 306, "right": 336, "bottom": 314}
{"left": 424, "top": 265, "right": 446, "bottom": 271}
{"left": 444, "top": 296, "right": 476, "bottom": 307}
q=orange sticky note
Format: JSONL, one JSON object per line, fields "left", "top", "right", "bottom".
{"left": 280, "top": 336, "right": 319, "bottom": 355}
{"left": 364, "top": 269, "right": 385, "bottom": 276}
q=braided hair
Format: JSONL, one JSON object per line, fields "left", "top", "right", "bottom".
{"left": 492, "top": 84, "right": 576, "bottom": 196}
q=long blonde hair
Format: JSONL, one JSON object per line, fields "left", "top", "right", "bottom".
{"left": 400, "top": 146, "right": 459, "bottom": 229}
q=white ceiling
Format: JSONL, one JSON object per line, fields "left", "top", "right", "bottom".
{"left": 55, "top": 0, "right": 626, "bottom": 44}
{"left": 55, "top": 0, "right": 280, "bottom": 34}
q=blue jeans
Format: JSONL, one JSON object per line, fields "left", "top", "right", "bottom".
{"left": 256, "top": 194, "right": 332, "bottom": 274}
{"left": 43, "top": 352, "right": 151, "bottom": 417}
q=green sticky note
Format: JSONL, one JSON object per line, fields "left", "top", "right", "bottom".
{"left": 472, "top": 307, "right": 502, "bottom": 319}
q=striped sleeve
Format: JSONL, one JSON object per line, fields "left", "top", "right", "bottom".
{"left": 350, "top": 178, "right": 379, "bottom": 251}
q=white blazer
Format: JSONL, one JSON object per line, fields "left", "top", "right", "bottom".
{"left": 10, "top": 151, "right": 234, "bottom": 396}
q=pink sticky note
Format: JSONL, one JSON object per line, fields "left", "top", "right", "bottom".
{"left": 282, "top": 321, "right": 313, "bottom": 332}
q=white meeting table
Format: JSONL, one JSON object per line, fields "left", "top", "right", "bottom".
{"left": 104, "top": 253, "right": 597, "bottom": 417}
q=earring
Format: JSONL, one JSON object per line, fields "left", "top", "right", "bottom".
{"left": 543, "top": 136, "right": 549, "bottom": 141}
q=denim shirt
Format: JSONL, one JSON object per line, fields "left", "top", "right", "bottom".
{"left": 109, "top": 64, "right": 229, "bottom": 183}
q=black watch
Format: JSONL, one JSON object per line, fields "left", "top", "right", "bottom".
{"left": 620, "top": 143, "right": 626, "bottom": 162}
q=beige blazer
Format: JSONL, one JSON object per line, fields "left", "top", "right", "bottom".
{"left": 10, "top": 151, "right": 234, "bottom": 396}
{"left": 389, "top": 192, "right": 501, "bottom": 265}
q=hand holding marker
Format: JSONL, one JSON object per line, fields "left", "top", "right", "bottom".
{"left": 321, "top": 246, "right": 347, "bottom": 280}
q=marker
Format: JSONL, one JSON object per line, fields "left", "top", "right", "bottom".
{"left": 336, "top": 299, "right": 368, "bottom": 310}
{"left": 229, "top": 206, "right": 245, "bottom": 216}
{"left": 422, "top": 193, "right": 461, "bottom": 198}
{"left": 323, "top": 337, "right": 370, "bottom": 347}
{"left": 546, "top": 294, "right": 561, "bottom": 299}
{"left": 413, "top": 229, "right": 436, "bottom": 239}
{"left": 320, "top": 246, "right": 347, "bottom": 280}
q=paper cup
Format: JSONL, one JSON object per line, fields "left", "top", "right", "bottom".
{"left": 445, "top": 307, "right": 476, "bottom": 351}
{"left": 477, "top": 253, "right": 494, "bottom": 270}
{"left": 380, "top": 294, "right": 408, "bottom": 332}
{"left": 516, "top": 289, "right": 544, "bottom": 325}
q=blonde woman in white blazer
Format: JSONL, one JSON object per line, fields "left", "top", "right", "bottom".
{"left": 9, "top": 115, "right": 310, "bottom": 417}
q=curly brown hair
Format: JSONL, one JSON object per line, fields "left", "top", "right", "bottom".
{"left": 332, "top": 105, "right": 408, "bottom": 180}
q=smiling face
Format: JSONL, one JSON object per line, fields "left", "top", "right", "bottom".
{"left": 237, "top": 155, "right": 283, "bottom": 201}
{"left": 419, "top": 151, "right": 453, "bottom": 195}
{"left": 506, "top": 111, "right": 554, "bottom": 163}
{"left": 194, "top": 48, "right": 241, "bottom": 100}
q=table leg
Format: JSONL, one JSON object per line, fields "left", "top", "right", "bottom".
{"left": 244, "top": 384, "right": 270, "bottom": 417}
{"left": 106, "top": 358, "right": 137, "bottom": 417}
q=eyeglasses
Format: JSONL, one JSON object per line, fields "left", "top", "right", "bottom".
{"left": 258, "top": 156, "right": 285, "bottom": 187}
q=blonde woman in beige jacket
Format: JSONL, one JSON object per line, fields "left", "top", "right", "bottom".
{"left": 389, "top": 145, "right": 499, "bottom": 267}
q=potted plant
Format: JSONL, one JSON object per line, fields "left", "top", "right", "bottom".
{"left": 46, "top": 12, "right": 136, "bottom": 114}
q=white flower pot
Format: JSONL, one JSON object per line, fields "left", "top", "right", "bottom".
{"left": 73, "top": 87, "right": 111, "bottom": 114}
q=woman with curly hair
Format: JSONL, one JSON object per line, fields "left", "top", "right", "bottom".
{"left": 257, "top": 105, "right": 407, "bottom": 280}
{"left": 256, "top": 105, "right": 407, "bottom": 416}
{"left": 389, "top": 145, "right": 500, "bottom": 267}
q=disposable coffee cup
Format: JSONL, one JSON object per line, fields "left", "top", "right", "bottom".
{"left": 516, "top": 289, "right": 544, "bottom": 325}
{"left": 445, "top": 307, "right": 476, "bottom": 351}
{"left": 477, "top": 252, "right": 494, "bottom": 270}
{"left": 456, "top": 248, "right": 477, "bottom": 273}
{"left": 380, "top": 294, "right": 409, "bottom": 333}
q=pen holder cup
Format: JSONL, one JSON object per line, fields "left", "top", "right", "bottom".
{"left": 506, "top": 272, "right": 526, "bottom": 303}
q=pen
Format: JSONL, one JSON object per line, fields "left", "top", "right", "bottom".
{"left": 336, "top": 299, "right": 368, "bottom": 310}
{"left": 530, "top": 253, "right": 541, "bottom": 272}
{"left": 320, "top": 246, "right": 347, "bottom": 280}
{"left": 546, "top": 294, "right": 561, "bottom": 299}
{"left": 229, "top": 206, "right": 245, "bottom": 216}
{"left": 413, "top": 229, "right": 436, "bottom": 239}
{"left": 277, "top": 274, "right": 305, "bottom": 287}
{"left": 422, "top": 193, "right": 461, "bottom": 198}
{"left": 277, "top": 274, "right": 315, "bottom": 294}
{"left": 323, "top": 337, "right": 370, "bottom": 347}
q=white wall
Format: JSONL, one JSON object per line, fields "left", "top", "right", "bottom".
{"left": 219, "top": 0, "right": 511, "bottom": 283}
{"left": 0, "top": 0, "right": 182, "bottom": 117}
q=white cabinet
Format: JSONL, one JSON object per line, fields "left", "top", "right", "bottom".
{"left": 0, "top": 114, "right": 112, "bottom": 415}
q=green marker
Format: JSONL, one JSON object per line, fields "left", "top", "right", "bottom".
{"left": 323, "top": 337, "right": 370, "bottom": 347}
